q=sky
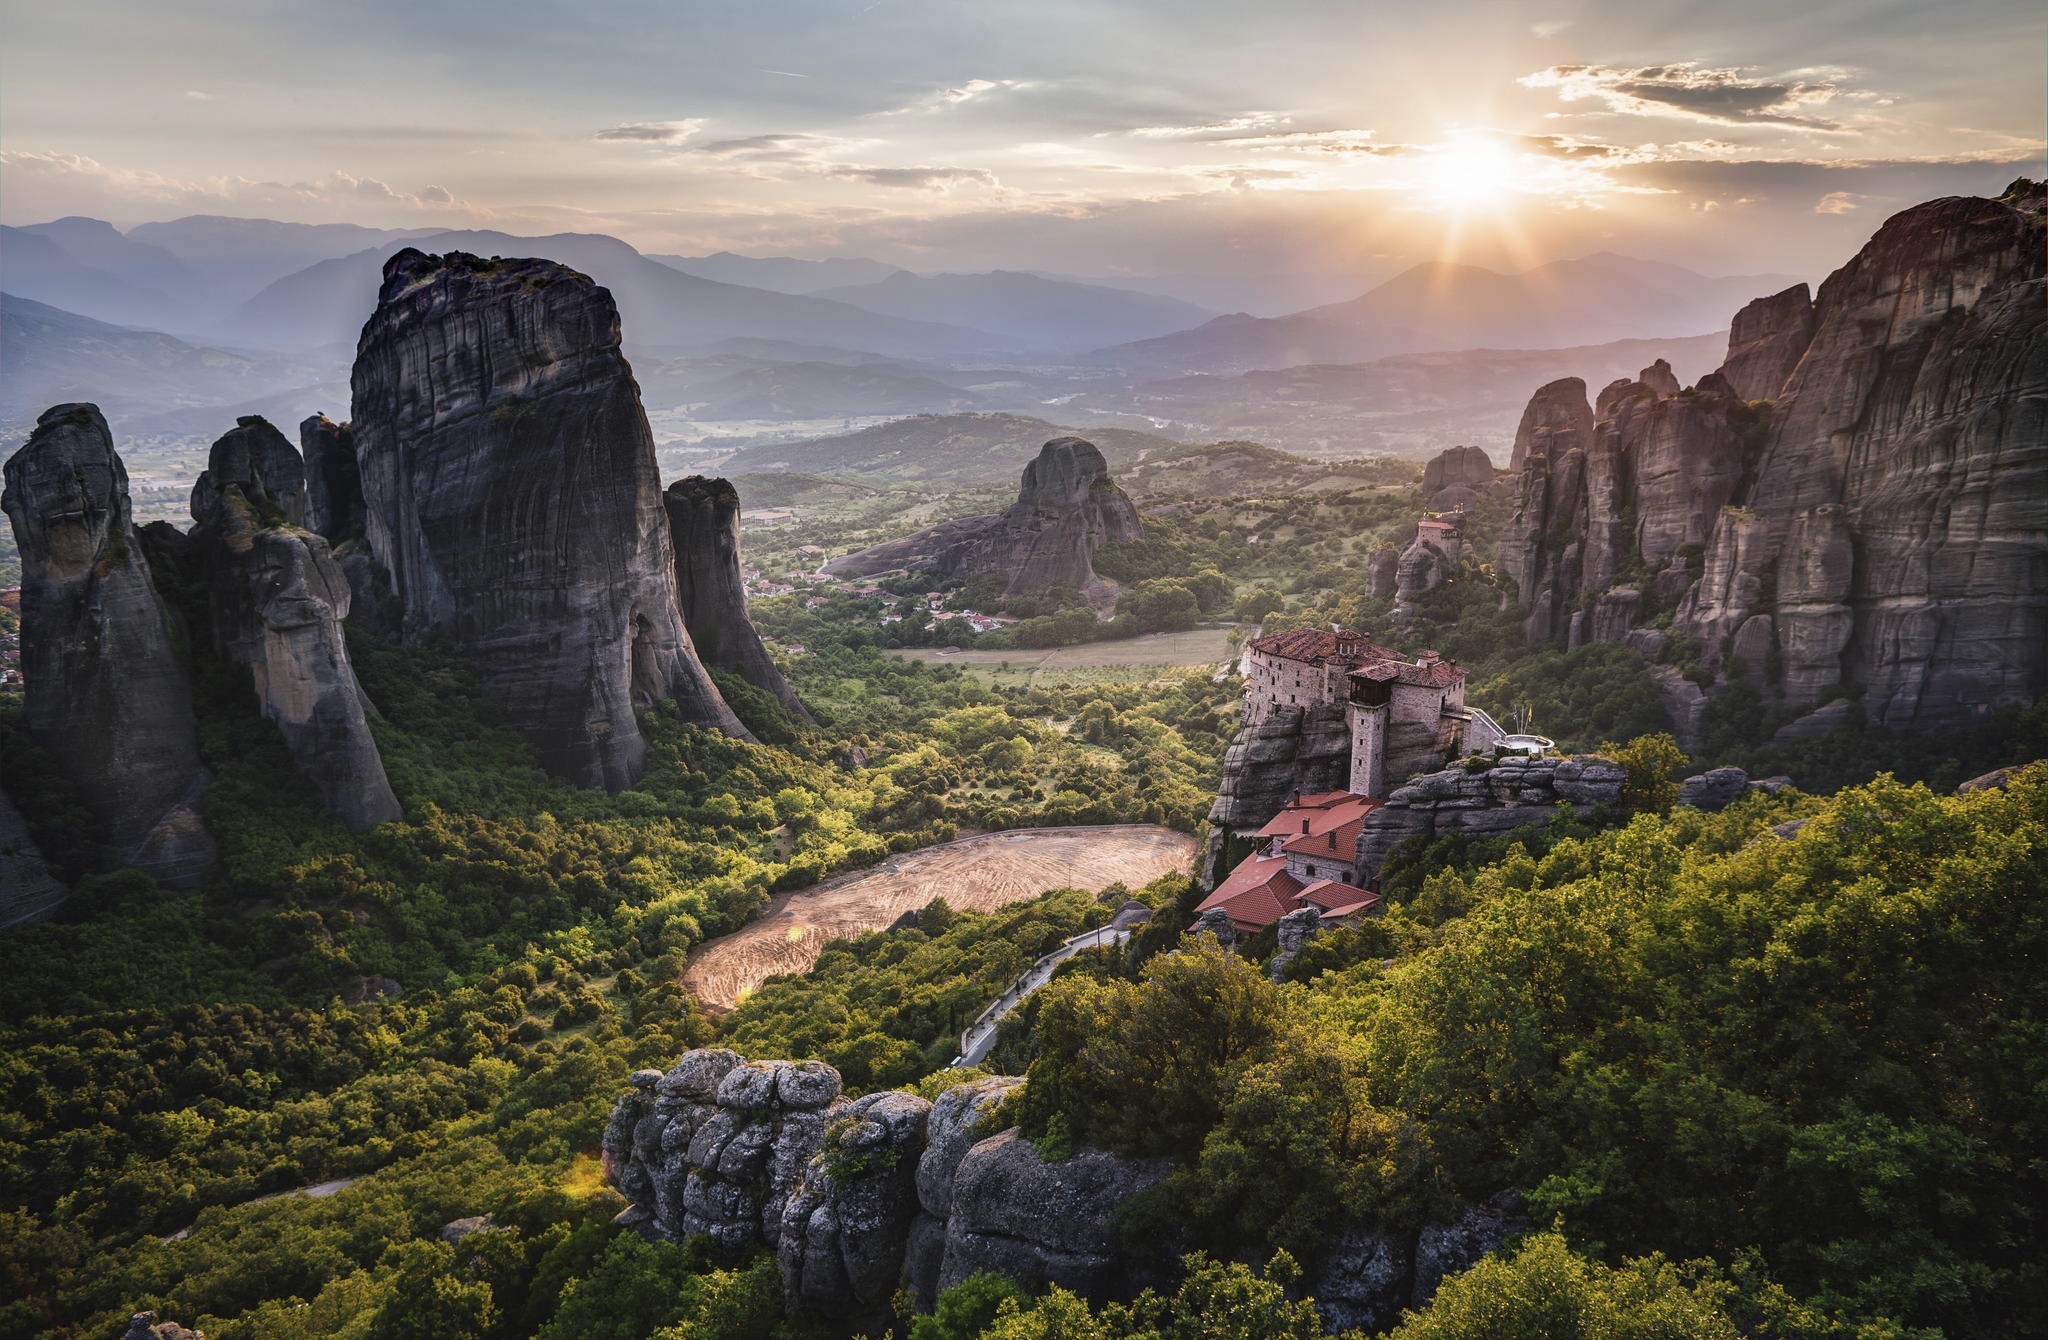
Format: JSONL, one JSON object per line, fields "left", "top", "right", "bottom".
{"left": 3, "top": 0, "right": 2042, "bottom": 283}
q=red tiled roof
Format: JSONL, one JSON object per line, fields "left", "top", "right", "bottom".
{"left": 1297, "top": 877, "right": 1382, "bottom": 920}
{"left": 1197, "top": 853, "right": 1304, "bottom": 933}
{"left": 1248, "top": 628, "right": 1400, "bottom": 665}
{"left": 1254, "top": 790, "right": 1370, "bottom": 838}
{"left": 1350, "top": 659, "right": 1465, "bottom": 688}
{"left": 1281, "top": 811, "right": 1373, "bottom": 859}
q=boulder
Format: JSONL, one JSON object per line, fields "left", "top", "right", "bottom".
{"left": 937, "top": 1129, "right": 1172, "bottom": 1299}
{"left": 1267, "top": 906, "right": 1323, "bottom": 981}
{"left": 121, "top": 1314, "right": 202, "bottom": 1340}
{"left": 1677, "top": 767, "right": 1750, "bottom": 811}
{"left": 349, "top": 249, "right": 747, "bottom": 790}
{"left": 1, "top": 404, "right": 215, "bottom": 888}
{"left": 1769, "top": 699, "right": 1860, "bottom": 744}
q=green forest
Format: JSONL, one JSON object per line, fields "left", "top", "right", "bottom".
{"left": 4, "top": 469, "right": 2045, "bottom": 1340}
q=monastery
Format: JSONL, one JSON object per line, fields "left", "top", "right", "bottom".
{"left": 1199, "top": 627, "right": 1514, "bottom": 933}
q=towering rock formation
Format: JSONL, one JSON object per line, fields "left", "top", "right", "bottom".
{"left": 826, "top": 437, "right": 1143, "bottom": 604}
{"left": 349, "top": 249, "right": 746, "bottom": 789}
{"left": 1497, "top": 185, "right": 2048, "bottom": 727}
{"left": 1, "top": 405, "right": 215, "bottom": 888}
{"left": 1717, "top": 284, "right": 1814, "bottom": 401}
{"left": 1508, "top": 376, "right": 1594, "bottom": 471}
{"left": 300, "top": 413, "right": 366, "bottom": 544}
{"left": 1420, "top": 444, "right": 1493, "bottom": 509}
{"left": 663, "top": 477, "right": 811, "bottom": 722}
{"left": 189, "top": 418, "right": 401, "bottom": 832}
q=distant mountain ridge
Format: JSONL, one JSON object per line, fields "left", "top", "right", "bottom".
{"left": 1099, "top": 252, "right": 1800, "bottom": 373}
{"left": 720, "top": 412, "right": 1186, "bottom": 486}
{"left": 651, "top": 251, "right": 906, "bottom": 294}
{"left": 811, "top": 270, "right": 1218, "bottom": 352}
{"left": 221, "top": 229, "right": 999, "bottom": 360}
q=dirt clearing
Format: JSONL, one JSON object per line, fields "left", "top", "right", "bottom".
{"left": 682, "top": 824, "right": 1197, "bottom": 1010}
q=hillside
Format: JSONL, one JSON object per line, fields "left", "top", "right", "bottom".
{"left": 1099, "top": 253, "right": 1796, "bottom": 373}
{"left": 718, "top": 411, "right": 1186, "bottom": 486}
{"left": 634, "top": 354, "right": 986, "bottom": 419}
{"left": 812, "top": 270, "right": 1218, "bottom": 352}
{"left": 0, "top": 293, "right": 336, "bottom": 438}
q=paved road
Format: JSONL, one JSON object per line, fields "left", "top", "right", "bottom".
{"left": 952, "top": 908, "right": 1150, "bottom": 1067}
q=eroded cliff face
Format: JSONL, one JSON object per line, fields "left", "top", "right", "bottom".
{"left": 826, "top": 437, "right": 1143, "bottom": 604}
{"left": 349, "top": 249, "right": 746, "bottom": 789}
{"left": 663, "top": 476, "right": 811, "bottom": 722}
{"left": 604, "top": 1051, "right": 1169, "bottom": 1331}
{"left": 190, "top": 418, "right": 401, "bottom": 833}
{"left": 1499, "top": 187, "right": 2048, "bottom": 726}
{"left": 1, "top": 404, "right": 215, "bottom": 888}
{"left": 299, "top": 413, "right": 366, "bottom": 545}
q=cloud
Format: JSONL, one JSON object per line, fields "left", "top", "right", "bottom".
{"left": 825, "top": 165, "right": 996, "bottom": 191}
{"left": 1531, "top": 19, "right": 1571, "bottom": 38}
{"left": 688, "top": 132, "right": 848, "bottom": 161}
{"left": 1129, "top": 112, "right": 1291, "bottom": 140}
{"left": 880, "top": 77, "right": 1038, "bottom": 116}
{"left": 184, "top": 90, "right": 216, "bottom": 102}
{"left": 1219, "top": 129, "right": 1408, "bottom": 155}
{"left": 1814, "top": 190, "right": 1861, "bottom": 213}
{"left": 0, "top": 150, "right": 476, "bottom": 219}
{"left": 593, "top": 119, "right": 705, "bottom": 143}
{"left": 1519, "top": 62, "right": 1851, "bottom": 130}
{"left": 1515, "top": 133, "right": 1632, "bottom": 160}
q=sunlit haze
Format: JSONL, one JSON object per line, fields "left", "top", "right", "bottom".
{"left": 3, "top": 0, "right": 2041, "bottom": 284}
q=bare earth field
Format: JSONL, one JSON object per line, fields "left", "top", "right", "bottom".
{"left": 889, "top": 626, "right": 1240, "bottom": 688}
{"left": 682, "top": 824, "right": 1198, "bottom": 1010}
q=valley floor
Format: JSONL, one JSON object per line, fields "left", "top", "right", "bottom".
{"left": 681, "top": 824, "right": 1197, "bottom": 1009}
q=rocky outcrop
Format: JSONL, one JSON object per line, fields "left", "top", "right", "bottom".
{"left": 1393, "top": 518, "right": 1471, "bottom": 621}
{"left": 1353, "top": 754, "right": 1623, "bottom": 880}
{"left": 349, "top": 249, "right": 746, "bottom": 789}
{"left": 1718, "top": 284, "right": 1814, "bottom": 400}
{"left": 1311, "top": 1191, "right": 1530, "bottom": 1334}
{"left": 779, "top": 1091, "right": 932, "bottom": 1328}
{"left": 607, "top": 1051, "right": 1176, "bottom": 1325}
{"left": 1500, "top": 187, "right": 2048, "bottom": 729}
{"left": 827, "top": 438, "right": 1142, "bottom": 604}
{"left": 299, "top": 414, "right": 365, "bottom": 544}
{"left": 1421, "top": 445, "right": 1494, "bottom": 507}
{"left": 1203, "top": 703, "right": 1352, "bottom": 879}
{"left": 663, "top": 477, "right": 810, "bottom": 721}
{"left": 120, "top": 1313, "right": 202, "bottom": 1340}
{"left": 1676, "top": 767, "right": 1750, "bottom": 811}
{"left": 1267, "top": 905, "right": 1322, "bottom": 980}
{"left": 1508, "top": 376, "right": 1593, "bottom": 472}
{"left": 189, "top": 419, "right": 400, "bottom": 832}
{"left": 936, "top": 1128, "right": 1174, "bottom": 1300}
{"left": 2, "top": 404, "right": 215, "bottom": 888}
{"left": 0, "top": 787, "right": 67, "bottom": 931}
{"left": 1366, "top": 545, "right": 1400, "bottom": 599}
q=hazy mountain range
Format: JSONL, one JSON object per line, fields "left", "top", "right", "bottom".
{"left": 1098, "top": 254, "right": 1798, "bottom": 373}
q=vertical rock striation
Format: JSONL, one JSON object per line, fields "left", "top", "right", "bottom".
{"left": 1, "top": 404, "right": 215, "bottom": 888}
{"left": 1495, "top": 183, "right": 2048, "bottom": 727}
{"left": 299, "top": 413, "right": 366, "bottom": 544}
{"left": 0, "top": 787, "right": 68, "bottom": 931}
{"left": 190, "top": 418, "right": 401, "bottom": 832}
{"left": 349, "top": 249, "right": 746, "bottom": 790}
{"left": 663, "top": 476, "right": 811, "bottom": 721}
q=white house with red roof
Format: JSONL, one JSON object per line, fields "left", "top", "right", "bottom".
{"left": 1196, "top": 790, "right": 1384, "bottom": 934}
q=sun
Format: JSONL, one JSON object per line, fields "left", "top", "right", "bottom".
{"left": 1415, "top": 135, "right": 1524, "bottom": 213}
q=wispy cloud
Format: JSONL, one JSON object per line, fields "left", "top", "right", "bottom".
{"left": 183, "top": 90, "right": 216, "bottom": 102}
{"left": 1128, "top": 111, "right": 1291, "bottom": 140}
{"left": 826, "top": 165, "right": 996, "bottom": 190}
{"left": 0, "top": 150, "right": 473, "bottom": 216}
{"left": 687, "top": 132, "right": 854, "bottom": 162}
{"left": 1519, "top": 62, "right": 1853, "bottom": 130}
{"left": 1814, "top": 190, "right": 1862, "bottom": 213}
{"left": 593, "top": 119, "right": 705, "bottom": 144}
{"left": 880, "top": 77, "right": 1038, "bottom": 116}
